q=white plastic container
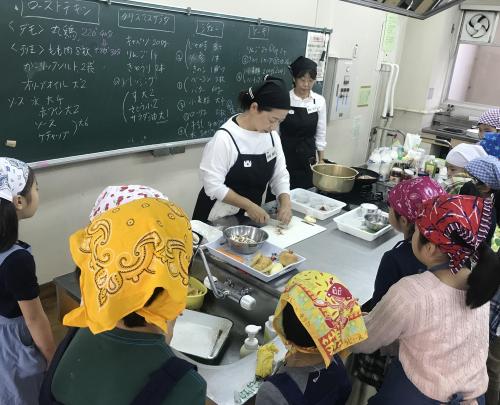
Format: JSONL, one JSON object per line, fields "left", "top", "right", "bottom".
{"left": 190, "top": 220, "right": 223, "bottom": 246}
{"left": 290, "top": 188, "right": 346, "bottom": 220}
{"left": 240, "top": 325, "right": 261, "bottom": 358}
{"left": 334, "top": 207, "right": 392, "bottom": 242}
{"left": 263, "top": 315, "right": 277, "bottom": 343}
{"left": 170, "top": 309, "right": 233, "bottom": 361}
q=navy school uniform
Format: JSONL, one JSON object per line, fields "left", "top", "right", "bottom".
{"left": 362, "top": 239, "right": 423, "bottom": 312}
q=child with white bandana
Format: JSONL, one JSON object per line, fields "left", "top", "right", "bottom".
{"left": 0, "top": 157, "right": 55, "bottom": 404}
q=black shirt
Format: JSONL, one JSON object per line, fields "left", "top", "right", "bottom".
{"left": 0, "top": 242, "right": 39, "bottom": 318}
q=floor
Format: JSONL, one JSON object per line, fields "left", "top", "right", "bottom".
{"left": 40, "top": 282, "right": 67, "bottom": 344}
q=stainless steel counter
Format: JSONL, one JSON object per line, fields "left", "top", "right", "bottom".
{"left": 421, "top": 112, "right": 479, "bottom": 145}
{"left": 285, "top": 215, "right": 399, "bottom": 304}
{"left": 54, "top": 209, "right": 402, "bottom": 405}
{"left": 421, "top": 126, "right": 478, "bottom": 144}
{"left": 203, "top": 211, "right": 400, "bottom": 305}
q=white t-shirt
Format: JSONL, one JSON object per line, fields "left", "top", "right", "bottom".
{"left": 288, "top": 89, "right": 327, "bottom": 151}
{"left": 199, "top": 116, "right": 291, "bottom": 204}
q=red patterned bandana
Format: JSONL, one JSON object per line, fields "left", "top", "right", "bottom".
{"left": 416, "top": 195, "right": 493, "bottom": 274}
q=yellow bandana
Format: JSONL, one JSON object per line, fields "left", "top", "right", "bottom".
{"left": 274, "top": 270, "right": 367, "bottom": 367}
{"left": 64, "top": 198, "right": 193, "bottom": 334}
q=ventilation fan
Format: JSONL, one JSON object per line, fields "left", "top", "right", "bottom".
{"left": 460, "top": 11, "right": 499, "bottom": 44}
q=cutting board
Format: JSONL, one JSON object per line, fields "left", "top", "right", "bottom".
{"left": 261, "top": 216, "right": 326, "bottom": 248}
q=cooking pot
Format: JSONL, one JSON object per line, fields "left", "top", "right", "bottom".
{"left": 311, "top": 163, "right": 358, "bottom": 193}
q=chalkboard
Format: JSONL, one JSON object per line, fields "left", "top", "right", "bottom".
{"left": 0, "top": 0, "right": 329, "bottom": 165}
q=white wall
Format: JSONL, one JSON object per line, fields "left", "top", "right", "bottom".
{"left": 19, "top": 0, "right": 409, "bottom": 283}
{"left": 390, "top": 5, "right": 462, "bottom": 134}
{"left": 466, "top": 45, "right": 500, "bottom": 105}
{"left": 448, "top": 44, "right": 478, "bottom": 102}
{"left": 324, "top": 3, "right": 407, "bottom": 165}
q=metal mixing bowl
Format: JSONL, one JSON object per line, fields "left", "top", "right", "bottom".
{"left": 223, "top": 225, "right": 268, "bottom": 254}
{"left": 364, "top": 212, "right": 389, "bottom": 232}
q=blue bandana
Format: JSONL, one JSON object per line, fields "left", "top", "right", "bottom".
{"left": 480, "top": 132, "right": 500, "bottom": 159}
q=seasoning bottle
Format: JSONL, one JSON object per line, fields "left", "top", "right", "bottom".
{"left": 424, "top": 158, "right": 436, "bottom": 177}
{"left": 263, "top": 315, "right": 277, "bottom": 343}
{"left": 389, "top": 167, "right": 403, "bottom": 183}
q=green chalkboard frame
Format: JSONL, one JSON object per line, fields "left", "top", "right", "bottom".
{"left": 1, "top": 0, "right": 331, "bottom": 168}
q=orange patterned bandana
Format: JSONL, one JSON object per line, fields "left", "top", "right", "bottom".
{"left": 64, "top": 198, "right": 193, "bottom": 334}
{"left": 274, "top": 270, "right": 367, "bottom": 367}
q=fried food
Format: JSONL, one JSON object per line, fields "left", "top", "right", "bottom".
{"left": 250, "top": 252, "right": 273, "bottom": 272}
{"left": 279, "top": 250, "right": 299, "bottom": 267}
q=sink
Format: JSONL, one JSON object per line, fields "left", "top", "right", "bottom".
{"left": 184, "top": 258, "right": 280, "bottom": 365}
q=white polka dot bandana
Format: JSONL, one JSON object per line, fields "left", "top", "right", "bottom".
{"left": 89, "top": 185, "right": 168, "bottom": 220}
{"left": 0, "top": 158, "right": 29, "bottom": 202}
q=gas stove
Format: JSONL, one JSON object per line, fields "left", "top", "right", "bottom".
{"left": 313, "top": 184, "right": 388, "bottom": 212}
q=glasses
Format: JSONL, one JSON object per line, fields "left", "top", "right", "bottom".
{"left": 470, "top": 176, "right": 485, "bottom": 186}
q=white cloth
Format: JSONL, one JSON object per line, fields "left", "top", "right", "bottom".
{"left": 446, "top": 143, "right": 487, "bottom": 168}
{"left": 0, "top": 158, "right": 29, "bottom": 202}
{"left": 199, "top": 116, "right": 290, "bottom": 203}
{"left": 89, "top": 185, "right": 167, "bottom": 220}
{"left": 289, "top": 90, "right": 327, "bottom": 151}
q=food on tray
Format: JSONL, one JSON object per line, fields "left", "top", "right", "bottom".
{"left": 279, "top": 250, "right": 299, "bottom": 266}
{"left": 250, "top": 252, "right": 274, "bottom": 272}
{"left": 303, "top": 215, "right": 316, "bottom": 224}
{"left": 250, "top": 252, "right": 286, "bottom": 275}
{"left": 230, "top": 234, "right": 256, "bottom": 244}
{"left": 268, "top": 262, "right": 284, "bottom": 275}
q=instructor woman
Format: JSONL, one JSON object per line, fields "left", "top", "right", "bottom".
{"left": 193, "top": 76, "right": 292, "bottom": 225}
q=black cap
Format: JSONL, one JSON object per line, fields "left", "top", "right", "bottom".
{"left": 248, "top": 75, "right": 290, "bottom": 110}
{"left": 289, "top": 56, "right": 317, "bottom": 78}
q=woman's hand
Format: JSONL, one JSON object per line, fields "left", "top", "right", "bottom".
{"left": 277, "top": 193, "right": 292, "bottom": 224}
{"left": 277, "top": 205, "right": 292, "bottom": 224}
{"left": 245, "top": 203, "right": 270, "bottom": 224}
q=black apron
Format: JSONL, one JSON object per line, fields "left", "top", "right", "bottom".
{"left": 192, "top": 128, "right": 277, "bottom": 222}
{"left": 280, "top": 98, "right": 319, "bottom": 190}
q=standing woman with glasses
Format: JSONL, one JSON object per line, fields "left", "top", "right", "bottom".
{"left": 277, "top": 56, "right": 327, "bottom": 190}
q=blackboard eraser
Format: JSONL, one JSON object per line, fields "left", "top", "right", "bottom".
{"left": 151, "top": 146, "right": 185, "bottom": 157}
{"left": 5, "top": 140, "right": 17, "bottom": 148}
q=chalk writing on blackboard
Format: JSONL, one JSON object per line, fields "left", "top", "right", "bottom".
{"left": 248, "top": 25, "right": 270, "bottom": 40}
{"left": 1, "top": 0, "right": 320, "bottom": 163}
{"left": 118, "top": 9, "right": 175, "bottom": 33}
{"left": 21, "top": 0, "right": 100, "bottom": 25}
{"left": 196, "top": 20, "right": 224, "bottom": 38}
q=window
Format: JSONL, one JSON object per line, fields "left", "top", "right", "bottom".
{"left": 447, "top": 26, "right": 500, "bottom": 107}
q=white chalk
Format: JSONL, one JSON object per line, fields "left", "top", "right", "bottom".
{"left": 5, "top": 140, "right": 17, "bottom": 148}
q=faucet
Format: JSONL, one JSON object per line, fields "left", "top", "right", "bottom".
{"left": 195, "top": 247, "right": 257, "bottom": 311}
